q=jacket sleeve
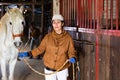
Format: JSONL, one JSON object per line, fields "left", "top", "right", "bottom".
{"left": 31, "top": 35, "right": 48, "bottom": 57}
{"left": 68, "top": 36, "right": 77, "bottom": 59}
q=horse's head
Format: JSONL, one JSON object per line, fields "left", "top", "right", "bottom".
{"left": 6, "top": 6, "right": 25, "bottom": 47}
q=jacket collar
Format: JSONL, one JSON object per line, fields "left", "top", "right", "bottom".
{"left": 51, "top": 30, "right": 67, "bottom": 39}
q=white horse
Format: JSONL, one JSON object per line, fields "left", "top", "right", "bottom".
{"left": 0, "top": 6, "right": 25, "bottom": 80}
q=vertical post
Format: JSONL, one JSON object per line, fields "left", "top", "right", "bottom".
{"left": 53, "top": 0, "right": 60, "bottom": 14}
{"left": 95, "top": 0, "right": 103, "bottom": 80}
{"left": 96, "top": 0, "right": 99, "bottom": 80}
{"left": 41, "top": 0, "right": 44, "bottom": 36}
{"left": 32, "top": 0, "right": 35, "bottom": 22}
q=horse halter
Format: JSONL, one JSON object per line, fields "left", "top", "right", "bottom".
{"left": 12, "top": 33, "right": 23, "bottom": 39}
{"left": 12, "top": 33, "right": 23, "bottom": 47}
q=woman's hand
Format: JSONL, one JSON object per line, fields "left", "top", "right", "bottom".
{"left": 69, "top": 57, "right": 76, "bottom": 63}
{"left": 18, "top": 52, "right": 30, "bottom": 58}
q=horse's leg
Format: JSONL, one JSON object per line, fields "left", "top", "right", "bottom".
{"left": 1, "top": 59, "right": 7, "bottom": 80}
{"left": 9, "top": 59, "right": 17, "bottom": 80}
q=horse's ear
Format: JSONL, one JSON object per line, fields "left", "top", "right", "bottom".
{"left": 5, "top": 7, "right": 10, "bottom": 13}
{"left": 19, "top": 6, "right": 24, "bottom": 13}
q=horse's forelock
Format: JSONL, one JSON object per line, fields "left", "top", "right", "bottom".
{"left": 7, "top": 8, "right": 25, "bottom": 25}
{"left": 9, "top": 8, "right": 23, "bottom": 17}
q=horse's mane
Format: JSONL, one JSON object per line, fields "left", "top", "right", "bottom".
{"left": 0, "top": 13, "right": 8, "bottom": 29}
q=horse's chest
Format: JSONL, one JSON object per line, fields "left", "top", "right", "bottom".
{"left": 2, "top": 46, "right": 18, "bottom": 59}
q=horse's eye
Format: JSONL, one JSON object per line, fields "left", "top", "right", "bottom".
{"left": 22, "top": 21, "right": 24, "bottom": 25}
{"left": 9, "top": 22, "right": 12, "bottom": 25}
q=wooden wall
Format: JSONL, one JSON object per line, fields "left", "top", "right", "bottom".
{"left": 67, "top": 30, "right": 120, "bottom": 80}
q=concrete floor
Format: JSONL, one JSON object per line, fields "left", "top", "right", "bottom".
{"left": 14, "top": 58, "right": 45, "bottom": 80}
{"left": 0, "top": 58, "right": 45, "bottom": 80}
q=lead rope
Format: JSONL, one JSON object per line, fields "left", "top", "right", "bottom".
{"left": 23, "top": 58, "right": 69, "bottom": 75}
{"left": 72, "top": 63, "right": 75, "bottom": 80}
{"left": 19, "top": 39, "right": 76, "bottom": 80}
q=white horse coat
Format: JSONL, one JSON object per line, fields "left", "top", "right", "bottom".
{"left": 0, "top": 7, "right": 25, "bottom": 80}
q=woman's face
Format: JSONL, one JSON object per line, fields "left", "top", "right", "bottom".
{"left": 52, "top": 20, "right": 64, "bottom": 32}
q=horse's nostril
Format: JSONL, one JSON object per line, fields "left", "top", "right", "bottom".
{"left": 14, "top": 42, "right": 22, "bottom": 47}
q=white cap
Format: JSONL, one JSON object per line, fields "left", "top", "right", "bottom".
{"left": 52, "top": 14, "right": 64, "bottom": 21}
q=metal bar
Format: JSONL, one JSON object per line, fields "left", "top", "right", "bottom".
{"left": 81, "top": 0, "right": 83, "bottom": 28}
{"left": 106, "top": 0, "right": 109, "bottom": 29}
{"left": 78, "top": 28, "right": 120, "bottom": 37}
{"left": 87, "top": 0, "right": 90, "bottom": 28}
{"left": 81, "top": 0, "right": 84, "bottom": 28}
{"left": 63, "top": 0, "right": 65, "bottom": 18}
{"left": 80, "top": 0, "right": 82, "bottom": 28}
{"left": 77, "top": 0, "right": 79, "bottom": 27}
{"left": 93, "top": 0, "right": 96, "bottom": 29}
{"left": 65, "top": 0, "right": 68, "bottom": 25}
{"left": 73, "top": 0, "right": 76, "bottom": 26}
{"left": 71, "top": 0, "right": 73, "bottom": 26}
{"left": 62, "top": 0, "right": 64, "bottom": 24}
{"left": 116, "top": 0, "right": 118, "bottom": 29}
{"left": 88, "top": 0, "right": 91, "bottom": 28}
{"left": 68, "top": 0, "right": 70, "bottom": 26}
{"left": 74, "top": 0, "right": 76, "bottom": 26}
{"left": 79, "top": 0, "right": 82, "bottom": 28}
{"left": 79, "top": 0, "right": 81, "bottom": 27}
{"left": 0, "top": 2, "right": 37, "bottom": 5}
{"left": 76, "top": 0, "right": 78, "bottom": 27}
{"left": 110, "top": 0, "right": 113, "bottom": 29}
{"left": 89, "top": 0, "right": 92, "bottom": 28}
{"left": 66, "top": 0, "right": 69, "bottom": 26}
{"left": 70, "top": 0, "right": 74, "bottom": 26}
{"left": 84, "top": 0, "right": 87, "bottom": 28}
{"left": 99, "top": 0, "right": 104, "bottom": 29}
{"left": 83, "top": 0, "right": 85, "bottom": 28}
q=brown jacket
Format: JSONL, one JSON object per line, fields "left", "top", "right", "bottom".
{"left": 31, "top": 30, "right": 76, "bottom": 70}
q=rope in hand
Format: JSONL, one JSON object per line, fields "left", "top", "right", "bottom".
{"left": 19, "top": 39, "right": 76, "bottom": 80}
{"left": 23, "top": 58, "right": 69, "bottom": 76}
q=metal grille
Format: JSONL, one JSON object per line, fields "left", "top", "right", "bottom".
{"left": 60, "top": 0, "right": 77, "bottom": 27}
{"left": 60, "top": 0, "right": 120, "bottom": 30}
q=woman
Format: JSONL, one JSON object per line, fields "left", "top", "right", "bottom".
{"left": 19, "top": 14, "right": 76, "bottom": 80}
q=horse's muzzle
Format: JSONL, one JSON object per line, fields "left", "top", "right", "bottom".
{"left": 14, "top": 41, "right": 22, "bottom": 47}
